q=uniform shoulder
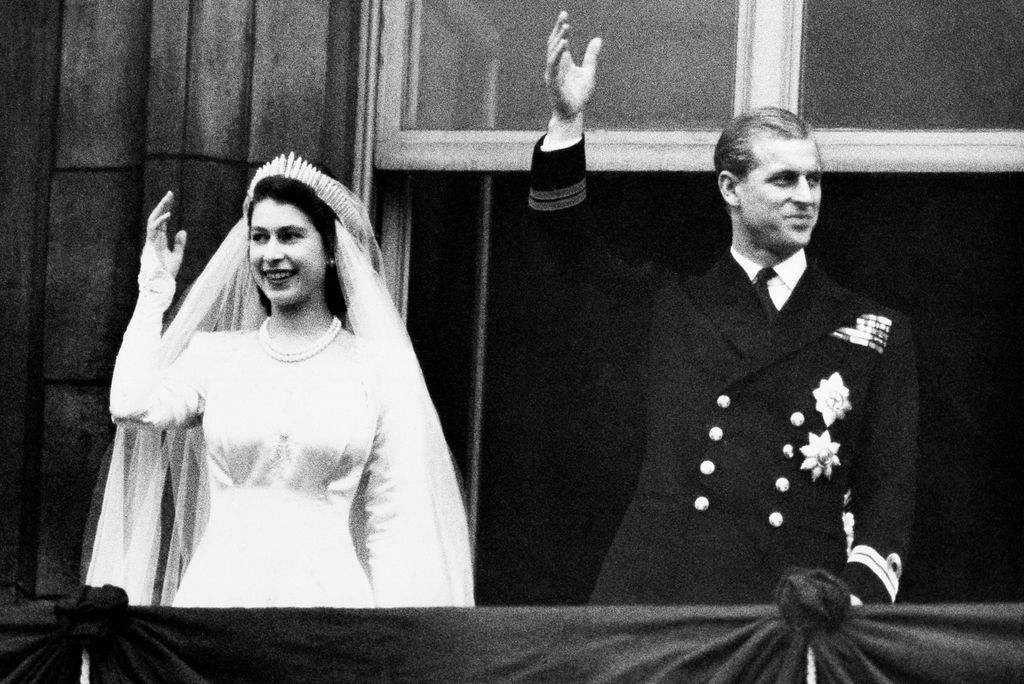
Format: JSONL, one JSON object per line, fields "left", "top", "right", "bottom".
{"left": 835, "top": 287, "right": 909, "bottom": 329}
{"left": 825, "top": 282, "right": 913, "bottom": 355}
{"left": 812, "top": 264, "right": 909, "bottom": 326}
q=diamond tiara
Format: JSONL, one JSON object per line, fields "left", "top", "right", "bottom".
{"left": 244, "top": 152, "right": 373, "bottom": 246}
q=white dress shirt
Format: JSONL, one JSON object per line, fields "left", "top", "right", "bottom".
{"left": 730, "top": 247, "right": 807, "bottom": 312}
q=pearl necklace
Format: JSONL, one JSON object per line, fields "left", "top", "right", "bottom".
{"left": 258, "top": 317, "right": 342, "bottom": 362}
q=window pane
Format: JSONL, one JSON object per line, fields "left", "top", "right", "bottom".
{"left": 408, "top": 0, "right": 738, "bottom": 131}
{"left": 802, "top": 0, "right": 1024, "bottom": 129}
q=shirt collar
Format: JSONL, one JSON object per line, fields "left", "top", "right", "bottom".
{"left": 729, "top": 247, "right": 807, "bottom": 291}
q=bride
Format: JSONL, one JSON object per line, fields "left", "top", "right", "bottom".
{"left": 86, "top": 154, "right": 473, "bottom": 607}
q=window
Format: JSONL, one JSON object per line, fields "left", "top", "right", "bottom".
{"left": 372, "top": 0, "right": 1024, "bottom": 174}
{"left": 354, "top": 0, "right": 1024, "bottom": 604}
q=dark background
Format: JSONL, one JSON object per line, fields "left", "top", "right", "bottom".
{"left": 406, "top": 170, "right": 1024, "bottom": 605}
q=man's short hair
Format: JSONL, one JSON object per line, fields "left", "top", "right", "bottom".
{"left": 713, "top": 107, "right": 816, "bottom": 178}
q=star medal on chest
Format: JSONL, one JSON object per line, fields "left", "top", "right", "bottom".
{"left": 800, "top": 372, "right": 852, "bottom": 481}
{"left": 800, "top": 430, "right": 841, "bottom": 481}
{"left": 813, "top": 372, "right": 852, "bottom": 427}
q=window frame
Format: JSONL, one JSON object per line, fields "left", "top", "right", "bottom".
{"left": 371, "top": 0, "right": 1024, "bottom": 174}
{"left": 353, "top": 0, "right": 1024, "bottom": 550}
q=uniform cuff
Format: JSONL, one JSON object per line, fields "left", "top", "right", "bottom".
{"left": 846, "top": 545, "right": 901, "bottom": 602}
{"left": 529, "top": 136, "right": 587, "bottom": 212}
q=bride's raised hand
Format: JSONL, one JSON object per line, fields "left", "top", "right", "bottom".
{"left": 142, "top": 191, "right": 187, "bottom": 280}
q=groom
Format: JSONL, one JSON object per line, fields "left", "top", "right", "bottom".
{"left": 529, "top": 12, "right": 918, "bottom": 604}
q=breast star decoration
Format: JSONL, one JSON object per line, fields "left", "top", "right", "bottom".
{"left": 813, "top": 372, "right": 852, "bottom": 427}
{"left": 800, "top": 430, "right": 841, "bottom": 481}
{"left": 798, "top": 373, "right": 850, "bottom": 481}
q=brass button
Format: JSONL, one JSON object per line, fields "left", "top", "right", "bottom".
{"left": 790, "top": 412, "right": 805, "bottom": 427}
{"left": 694, "top": 496, "right": 710, "bottom": 512}
{"left": 708, "top": 426, "right": 723, "bottom": 442}
{"left": 775, "top": 477, "right": 790, "bottom": 493}
{"left": 716, "top": 394, "right": 731, "bottom": 409}
{"left": 769, "top": 512, "right": 784, "bottom": 527}
{"left": 782, "top": 444, "right": 794, "bottom": 458}
{"left": 700, "top": 460, "right": 715, "bottom": 475}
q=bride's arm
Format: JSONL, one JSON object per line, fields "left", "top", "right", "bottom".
{"left": 109, "top": 192, "right": 202, "bottom": 428}
{"left": 360, "top": 385, "right": 440, "bottom": 605}
{"left": 359, "top": 351, "right": 472, "bottom": 607}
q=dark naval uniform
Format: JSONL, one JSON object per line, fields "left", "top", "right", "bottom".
{"left": 528, "top": 137, "right": 918, "bottom": 604}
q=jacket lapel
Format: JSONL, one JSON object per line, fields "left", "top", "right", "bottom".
{"left": 686, "top": 254, "right": 855, "bottom": 389}
{"left": 762, "top": 262, "right": 849, "bottom": 361}
{"left": 686, "top": 254, "right": 769, "bottom": 362}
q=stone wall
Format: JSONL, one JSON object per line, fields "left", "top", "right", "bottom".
{"left": 1, "top": 0, "right": 364, "bottom": 600}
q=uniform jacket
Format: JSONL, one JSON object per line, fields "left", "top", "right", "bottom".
{"left": 528, "top": 137, "right": 919, "bottom": 604}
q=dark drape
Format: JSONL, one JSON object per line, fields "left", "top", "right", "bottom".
{"left": 3, "top": 579, "right": 1022, "bottom": 683}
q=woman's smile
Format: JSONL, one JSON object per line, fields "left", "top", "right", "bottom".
{"left": 249, "top": 199, "right": 330, "bottom": 313}
{"left": 263, "top": 268, "right": 296, "bottom": 285}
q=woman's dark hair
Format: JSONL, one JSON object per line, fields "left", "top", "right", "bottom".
{"left": 247, "top": 175, "right": 347, "bottom": 320}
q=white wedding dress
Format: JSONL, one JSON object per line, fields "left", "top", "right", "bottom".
{"left": 110, "top": 299, "right": 450, "bottom": 607}
{"left": 91, "top": 204, "right": 472, "bottom": 608}
{"left": 163, "top": 329, "right": 378, "bottom": 607}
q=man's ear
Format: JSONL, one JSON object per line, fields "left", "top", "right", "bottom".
{"left": 718, "top": 170, "right": 741, "bottom": 209}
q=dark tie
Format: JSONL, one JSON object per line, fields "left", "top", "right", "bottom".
{"left": 753, "top": 267, "right": 778, "bottom": 324}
